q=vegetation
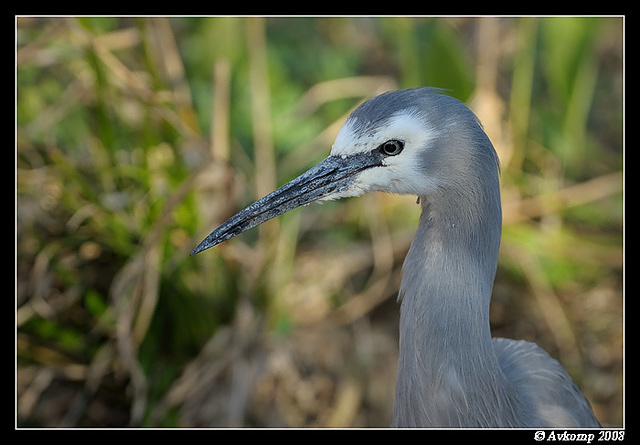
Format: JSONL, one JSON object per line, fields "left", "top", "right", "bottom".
{"left": 17, "top": 17, "right": 622, "bottom": 427}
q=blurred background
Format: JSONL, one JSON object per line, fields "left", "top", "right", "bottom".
{"left": 16, "top": 17, "right": 623, "bottom": 428}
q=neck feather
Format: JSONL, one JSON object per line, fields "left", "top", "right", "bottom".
{"left": 392, "top": 178, "right": 523, "bottom": 427}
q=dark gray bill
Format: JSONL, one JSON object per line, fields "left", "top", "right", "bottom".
{"left": 191, "top": 151, "right": 384, "bottom": 255}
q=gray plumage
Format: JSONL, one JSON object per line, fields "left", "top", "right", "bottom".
{"left": 192, "top": 87, "right": 600, "bottom": 428}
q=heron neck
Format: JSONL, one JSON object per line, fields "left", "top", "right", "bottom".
{"left": 401, "top": 189, "right": 502, "bottom": 333}
{"left": 392, "top": 186, "right": 518, "bottom": 427}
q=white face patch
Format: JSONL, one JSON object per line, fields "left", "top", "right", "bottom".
{"left": 331, "top": 111, "right": 429, "bottom": 157}
{"left": 328, "top": 111, "right": 439, "bottom": 198}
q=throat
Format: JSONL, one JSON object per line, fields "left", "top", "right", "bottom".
{"left": 398, "top": 197, "right": 500, "bottom": 342}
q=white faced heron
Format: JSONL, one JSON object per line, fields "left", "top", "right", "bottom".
{"left": 191, "top": 87, "right": 600, "bottom": 428}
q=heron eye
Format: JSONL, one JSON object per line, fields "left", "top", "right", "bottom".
{"left": 379, "top": 139, "right": 404, "bottom": 156}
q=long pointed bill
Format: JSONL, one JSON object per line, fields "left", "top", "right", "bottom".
{"left": 191, "top": 151, "right": 384, "bottom": 255}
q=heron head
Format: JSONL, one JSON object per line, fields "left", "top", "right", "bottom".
{"left": 328, "top": 87, "right": 499, "bottom": 199}
{"left": 327, "top": 89, "right": 440, "bottom": 199}
{"left": 191, "top": 87, "right": 497, "bottom": 255}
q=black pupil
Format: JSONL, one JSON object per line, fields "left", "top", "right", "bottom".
{"left": 382, "top": 139, "right": 403, "bottom": 156}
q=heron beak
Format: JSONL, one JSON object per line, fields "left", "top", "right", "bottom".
{"left": 191, "top": 151, "right": 383, "bottom": 255}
